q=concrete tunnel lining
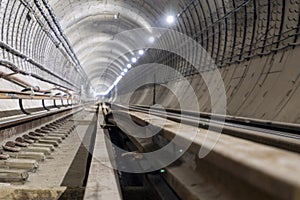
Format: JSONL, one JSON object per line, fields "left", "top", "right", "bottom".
{"left": 0, "top": 0, "right": 299, "bottom": 121}
{"left": 0, "top": 1, "right": 300, "bottom": 200}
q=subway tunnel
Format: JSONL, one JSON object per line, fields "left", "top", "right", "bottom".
{"left": 0, "top": 0, "right": 300, "bottom": 199}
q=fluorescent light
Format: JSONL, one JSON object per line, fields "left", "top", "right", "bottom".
{"left": 138, "top": 50, "right": 144, "bottom": 55}
{"left": 131, "top": 57, "right": 137, "bottom": 63}
{"left": 166, "top": 15, "right": 175, "bottom": 24}
{"left": 116, "top": 75, "right": 122, "bottom": 82}
{"left": 116, "top": 76, "right": 122, "bottom": 82}
{"left": 121, "top": 72, "right": 125, "bottom": 76}
{"left": 127, "top": 64, "right": 132, "bottom": 69}
{"left": 124, "top": 68, "right": 128, "bottom": 73}
{"left": 114, "top": 76, "right": 122, "bottom": 86}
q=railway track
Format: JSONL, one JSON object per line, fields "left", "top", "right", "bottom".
{"left": 102, "top": 103, "right": 300, "bottom": 200}
{"left": 0, "top": 102, "right": 299, "bottom": 200}
{"left": 110, "top": 104, "right": 300, "bottom": 153}
{"left": 0, "top": 104, "right": 99, "bottom": 199}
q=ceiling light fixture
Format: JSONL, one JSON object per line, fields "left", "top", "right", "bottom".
{"left": 166, "top": 15, "right": 175, "bottom": 24}
{"left": 138, "top": 50, "right": 144, "bottom": 55}
{"left": 149, "top": 36, "right": 155, "bottom": 43}
{"left": 131, "top": 57, "right": 137, "bottom": 63}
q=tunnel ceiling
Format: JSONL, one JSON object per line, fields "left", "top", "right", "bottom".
{"left": 48, "top": 0, "right": 183, "bottom": 93}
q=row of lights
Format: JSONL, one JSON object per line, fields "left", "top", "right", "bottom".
{"left": 146, "top": 15, "right": 176, "bottom": 44}
{"left": 103, "top": 15, "right": 177, "bottom": 95}
{"left": 127, "top": 50, "right": 143, "bottom": 71}
{"left": 115, "top": 12, "right": 176, "bottom": 25}
{"left": 113, "top": 49, "right": 145, "bottom": 87}
{"left": 113, "top": 14, "right": 175, "bottom": 47}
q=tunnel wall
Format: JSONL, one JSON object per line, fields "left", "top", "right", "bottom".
{"left": 0, "top": 0, "right": 83, "bottom": 89}
{"left": 114, "top": 0, "right": 300, "bottom": 124}
{"left": 0, "top": 0, "right": 87, "bottom": 117}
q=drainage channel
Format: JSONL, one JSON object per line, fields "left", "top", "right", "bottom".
{"left": 106, "top": 126, "right": 180, "bottom": 200}
{"left": 59, "top": 113, "right": 98, "bottom": 200}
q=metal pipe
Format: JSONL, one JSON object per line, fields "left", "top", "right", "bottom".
{"left": 0, "top": 59, "right": 74, "bottom": 91}
{"left": 0, "top": 41, "right": 76, "bottom": 89}
{"left": 34, "top": 0, "right": 89, "bottom": 83}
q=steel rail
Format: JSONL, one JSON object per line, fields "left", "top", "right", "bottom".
{"left": 0, "top": 105, "right": 82, "bottom": 130}
{"left": 110, "top": 104, "right": 300, "bottom": 153}
{"left": 126, "top": 104, "right": 300, "bottom": 134}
